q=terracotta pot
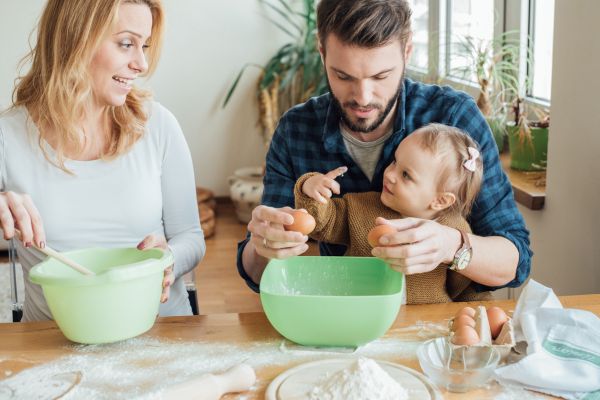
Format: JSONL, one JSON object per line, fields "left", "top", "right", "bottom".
{"left": 228, "top": 167, "right": 264, "bottom": 223}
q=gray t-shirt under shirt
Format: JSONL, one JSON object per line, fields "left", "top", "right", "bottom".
{"left": 340, "top": 124, "right": 394, "bottom": 181}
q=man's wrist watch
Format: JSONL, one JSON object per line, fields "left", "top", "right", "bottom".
{"left": 449, "top": 229, "right": 472, "bottom": 271}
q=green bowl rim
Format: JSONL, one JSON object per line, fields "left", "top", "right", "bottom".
{"left": 259, "top": 255, "right": 404, "bottom": 298}
{"left": 29, "top": 247, "right": 173, "bottom": 287}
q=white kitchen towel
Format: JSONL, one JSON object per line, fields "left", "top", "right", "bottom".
{"left": 494, "top": 280, "right": 600, "bottom": 399}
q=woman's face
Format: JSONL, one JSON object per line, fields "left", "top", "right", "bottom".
{"left": 89, "top": 3, "right": 152, "bottom": 108}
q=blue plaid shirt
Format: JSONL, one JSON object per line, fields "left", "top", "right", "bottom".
{"left": 237, "top": 78, "right": 532, "bottom": 292}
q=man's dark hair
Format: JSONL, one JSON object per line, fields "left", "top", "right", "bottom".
{"left": 317, "top": 0, "right": 412, "bottom": 51}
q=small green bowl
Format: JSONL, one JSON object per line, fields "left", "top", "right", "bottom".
{"left": 260, "top": 256, "right": 404, "bottom": 347}
{"left": 29, "top": 247, "right": 173, "bottom": 344}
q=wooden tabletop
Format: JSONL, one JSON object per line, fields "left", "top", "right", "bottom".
{"left": 1, "top": 294, "right": 599, "bottom": 399}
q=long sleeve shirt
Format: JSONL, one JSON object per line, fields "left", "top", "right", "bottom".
{"left": 0, "top": 102, "right": 205, "bottom": 321}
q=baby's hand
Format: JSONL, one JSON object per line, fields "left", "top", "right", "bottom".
{"left": 302, "top": 166, "right": 348, "bottom": 204}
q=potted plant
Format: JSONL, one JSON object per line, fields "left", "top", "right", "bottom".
{"left": 451, "top": 30, "right": 549, "bottom": 172}
{"left": 223, "top": 0, "right": 327, "bottom": 222}
{"left": 506, "top": 97, "right": 550, "bottom": 171}
{"left": 223, "top": 0, "right": 327, "bottom": 148}
{"left": 452, "top": 31, "right": 523, "bottom": 152}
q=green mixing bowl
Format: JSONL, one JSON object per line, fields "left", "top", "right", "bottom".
{"left": 29, "top": 247, "right": 173, "bottom": 344}
{"left": 260, "top": 256, "right": 404, "bottom": 347}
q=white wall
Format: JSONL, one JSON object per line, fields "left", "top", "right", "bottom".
{"left": 0, "top": 0, "right": 288, "bottom": 195}
{"left": 517, "top": 0, "right": 600, "bottom": 296}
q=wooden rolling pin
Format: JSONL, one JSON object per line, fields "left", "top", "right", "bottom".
{"left": 162, "top": 364, "right": 256, "bottom": 400}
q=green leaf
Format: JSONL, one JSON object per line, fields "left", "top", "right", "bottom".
{"left": 262, "top": 14, "right": 298, "bottom": 38}
{"left": 222, "top": 63, "right": 263, "bottom": 107}
{"left": 261, "top": 1, "right": 303, "bottom": 35}
{"left": 269, "top": 0, "right": 295, "bottom": 16}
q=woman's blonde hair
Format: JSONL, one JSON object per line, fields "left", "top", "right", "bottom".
{"left": 11, "top": 0, "right": 164, "bottom": 171}
{"left": 416, "top": 123, "right": 484, "bottom": 218}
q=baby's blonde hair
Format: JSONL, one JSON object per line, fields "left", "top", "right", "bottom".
{"left": 415, "top": 123, "right": 484, "bottom": 217}
{"left": 11, "top": 0, "right": 164, "bottom": 172}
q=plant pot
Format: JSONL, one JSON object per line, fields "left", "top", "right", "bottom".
{"left": 228, "top": 166, "right": 264, "bottom": 223}
{"left": 507, "top": 124, "right": 549, "bottom": 171}
{"left": 486, "top": 117, "right": 507, "bottom": 153}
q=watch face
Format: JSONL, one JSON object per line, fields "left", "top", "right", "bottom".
{"left": 457, "top": 250, "right": 472, "bottom": 270}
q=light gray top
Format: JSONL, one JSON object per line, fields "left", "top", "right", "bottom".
{"left": 340, "top": 124, "right": 394, "bottom": 181}
{"left": 0, "top": 102, "right": 205, "bottom": 321}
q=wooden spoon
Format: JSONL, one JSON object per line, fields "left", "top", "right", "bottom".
{"left": 14, "top": 229, "right": 95, "bottom": 276}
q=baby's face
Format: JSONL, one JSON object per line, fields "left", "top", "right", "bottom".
{"left": 381, "top": 133, "right": 443, "bottom": 218}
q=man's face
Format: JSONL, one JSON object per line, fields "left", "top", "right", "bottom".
{"left": 322, "top": 34, "right": 410, "bottom": 133}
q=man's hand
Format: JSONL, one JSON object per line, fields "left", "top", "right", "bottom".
{"left": 370, "top": 217, "right": 461, "bottom": 275}
{"left": 302, "top": 166, "right": 347, "bottom": 204}
{"left": 247, "top": 205, "right": 310, "bottom": 259}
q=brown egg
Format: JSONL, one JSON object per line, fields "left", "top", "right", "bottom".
{"left": 452, "top": 325, "right": 480, "bottom": 346}
{"left": 455, "top": 306, "right": 476, "bottom": 319}
{"left": 367, "top": 225, "right": 396, "bottom": 248}
{"left": 451, "top": 314, "right": 476, "bottom": 331}
{"left": 487, "top": 306, "right": 509, "bottom": 339}
{"left": 284, "top": 210, "right": 316, "bottom": 235}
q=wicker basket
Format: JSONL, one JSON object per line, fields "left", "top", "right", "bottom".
{"left": 197, "top": 187, "right": 216, "bottom": 238}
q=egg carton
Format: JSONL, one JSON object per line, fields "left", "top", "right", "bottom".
{"left": 448, "top": 305, "right": 515, "bottom": 362}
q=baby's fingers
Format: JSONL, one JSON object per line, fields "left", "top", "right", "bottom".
{"left": 324, "top": 166, "right": 348, "bottom": 179}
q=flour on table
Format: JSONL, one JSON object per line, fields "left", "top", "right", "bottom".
{"left": 310, "top": 357, "right": 408, "bottom": 400}
{"left": 0, "top": 337, "right": 421, "bottom": 400}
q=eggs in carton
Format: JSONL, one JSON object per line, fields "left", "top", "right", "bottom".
{"left": 449, "top": 305, "right": 516, "bottom": 362}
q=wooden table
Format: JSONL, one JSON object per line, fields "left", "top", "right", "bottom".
{"left": 1, "top": 295, "right": 599, "bottom": 399}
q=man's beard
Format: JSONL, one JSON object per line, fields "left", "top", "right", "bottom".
{"left": 330, "top": 73, "right": 404, "bottom": 134}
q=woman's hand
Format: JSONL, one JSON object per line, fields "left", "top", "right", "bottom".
{"left": 0, "top": 191, "right": 46, "bottom": 248}
{"left": 302, "top": 166, "right": 347, "bottom": 204}
{"left": 137, "top": 234, "right": 174, "bottom": 303}
{"left": 370, "top": 217, "right": 461, "bottom": 275}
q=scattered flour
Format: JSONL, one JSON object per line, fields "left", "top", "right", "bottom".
{"left": 310, "top": 357, "right": 408, "bottom": 400}
{"left": 0, "top": 337, "right": 421, "bottom": 399}
{"left": 0, "top": 329, "right": 541, "bottom": 399}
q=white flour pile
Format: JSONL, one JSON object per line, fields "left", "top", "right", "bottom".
{"left": 310, "top": 357, "right": 408, "bottom": 400}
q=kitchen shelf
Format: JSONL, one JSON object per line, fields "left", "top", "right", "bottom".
{"left": 500, "top": 153, "right": 546, "bottom": 210}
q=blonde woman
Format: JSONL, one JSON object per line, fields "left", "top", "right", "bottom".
{"left": 0, "top": 0, "right": 205, "bottom": 321}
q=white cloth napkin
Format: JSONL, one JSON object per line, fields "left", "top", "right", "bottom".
{"left": 494, "top": 280, "right": 600, "bottom": 399}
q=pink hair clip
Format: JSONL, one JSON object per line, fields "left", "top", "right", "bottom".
{"left": 463, "top": 147, "right": 480, "bottom": 172}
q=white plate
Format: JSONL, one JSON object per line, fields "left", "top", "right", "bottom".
{"left": 265, "top": 358, "right": 442, "bottom": 400}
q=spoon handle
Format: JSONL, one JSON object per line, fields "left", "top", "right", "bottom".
{"left": 14, "top": 229, "right": 95, "bottom": 276}
{"left": 36, "top": 245, "right": 95, "bottom": 276}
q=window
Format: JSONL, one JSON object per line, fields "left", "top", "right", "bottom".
{"left": 446, "top": 0, "right": 495, "bottom": 81}
{"left": 528, "top": 0, "right": 554, "bottom": 101}
{"left": 406, "top": 0, "right": 553, "bottom": 102}
{"left": 407, "top": 0, "right": 429, "bottom": 71}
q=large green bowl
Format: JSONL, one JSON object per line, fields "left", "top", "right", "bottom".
{"left": 260, "top": 256, "right": 404, "bottom": 347}
{"left": 29, "top": 247, "right": 173, "bottom": 344}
